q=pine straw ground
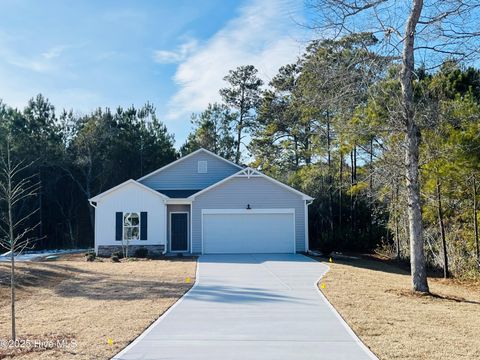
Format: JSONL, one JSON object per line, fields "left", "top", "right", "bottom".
{"left": 316, "top": 254, "right": 480, "bottom": 360}
{"left": 0, "top": 254, "right": 196, "bottom": 359}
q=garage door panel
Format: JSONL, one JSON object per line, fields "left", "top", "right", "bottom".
{"left": 203, "top": 212, "right": 294, "bottom": 254}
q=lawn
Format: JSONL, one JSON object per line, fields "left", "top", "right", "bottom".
{"left": 316, "top": 255, "right": 480, "bottom": 360}
{"left": 0, "top": 254, "right": 196, "bottom": 359}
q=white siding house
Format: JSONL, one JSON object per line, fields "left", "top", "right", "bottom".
{"left": 90, "top": 180, "right": 167, "bottom": 256}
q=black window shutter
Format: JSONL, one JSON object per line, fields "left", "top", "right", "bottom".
{"left": 140, "top": 212, "right": 147, "bottom": 240}
{"left": 115, "top": 212, "right": 123, "bottom": 241}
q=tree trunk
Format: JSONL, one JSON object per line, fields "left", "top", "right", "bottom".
{"left": 339, "top": 151, "right": 343, "bottom": 227}
{"left": 140, "top": 137, "right": 144, "bottom": 177}
{"left": 473, "top": 176, "right": 479, "bottom": 263}
{"left": 395, "top": 213, "right": 401, "bottom": 259}
{"left": 436, "top": 179, "right": 448, "bottom": 278}
{"left": 38, "top": 168, "right": 43, "bottom": 245}
{"left": 350, "top": 145, "right": 357, "bottom": 234}
{"left": 7, "top": 150, "right": 16, "bottom": 341}
{"left": 326, "top": 116, "right": 334, "bottom": 238}
{"left": 305, "top": 123, "right": 311, "bottom": 165}
{"left": 401, "top": 0, "right": 429, "bottom": 293}
{"left": 405, "top": 121, "right": 429, "bottom": 292}
{"left": 10, "top": 245, "right": 16, "bottom": 341}
{"left": 86, "top": 183, "right": 95, "bottom": 235}
{"left": 294, "top": 136, "right": 299, "bottom": 169}
{"left": 395, "top": 184, "right": 401, "bottom": 259}
{"left": 350, "top": 150, "right": 354, "bottom": 232}
{"left": 369, "top": 138, "right": 374, "bottom": 194}
{"left": 235, "top": 89, "right": 246, "bottom": 164}
{"left": 353, "top": 145, "right": 357, "bottom": 183}
{"left": 368, "top": 138, "right": 374, "bottom": 237}
{"left": 68, "top": 220, "right": 75, "bottom": 248}
{"left": 235, "top": 113, "right": 243, "bottom": 164}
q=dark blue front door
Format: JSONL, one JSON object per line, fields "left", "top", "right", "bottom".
{"left": 171, "top": 213, "right": 188, "bottom": 251}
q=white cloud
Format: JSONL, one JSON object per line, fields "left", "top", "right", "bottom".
{"left": 153, "top": 39, "right": 199, "bottom": 64}
{"left": 0, "top": 45, "right": 53, "bottom": 73}
{"left": 42, "top": 45, "right": 67, "bottom": 60}
{"left": 0, "top": 38, "right": 69, "bottom": 73}
{"left": 0, "top": 32, "right": 94, "bottom": 111}
{"left": 165, "top": 0, "right": 307, "bottom": 121}
{"left": 6, "top": 56, "right": 53, "bottom": 73}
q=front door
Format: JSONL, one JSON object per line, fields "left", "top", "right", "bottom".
{"left": 171, "top": 213, "right": 188, "bottom": 252}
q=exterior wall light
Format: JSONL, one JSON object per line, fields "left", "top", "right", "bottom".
{"left": 246, "top": 204, "right": 251, "bottom": 210}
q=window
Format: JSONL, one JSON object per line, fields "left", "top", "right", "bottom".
{"left": 123, "top": 212, "right": 140, "bottom": 240}
{"left": 198, "top": 160, "right": 208, "bottom": 173}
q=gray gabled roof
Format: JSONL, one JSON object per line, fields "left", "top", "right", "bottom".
{"left": 137, "top": 148, "right": 243, "bottom": 182}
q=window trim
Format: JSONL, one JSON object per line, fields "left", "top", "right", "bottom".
{"left": 197, "top": 160, "right": 208, "bottom": 173}
{"left": 122, "top": 212, "right": 141, "bottom": 241}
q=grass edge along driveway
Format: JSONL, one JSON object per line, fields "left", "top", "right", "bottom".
{"left": 0, "top": 254, "right": 197, "bottom": 359}
{"left": 316, "top": 255, "right": 480, "bottom": 360}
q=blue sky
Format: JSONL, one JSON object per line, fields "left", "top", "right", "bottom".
{"left": 0, "top": 0, "right": 308, "bottom": 146}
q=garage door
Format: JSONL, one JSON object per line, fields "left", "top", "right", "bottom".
{"left": 202, "top": 209, "right": 295, "bottom": 254}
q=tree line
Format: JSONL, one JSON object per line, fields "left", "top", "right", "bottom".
{"left": 0, "top": 100, "right": 177, "bottom": 249}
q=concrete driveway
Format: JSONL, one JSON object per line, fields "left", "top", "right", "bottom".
{"left": 114, "top": 254, "right": 377, "bottom": 360}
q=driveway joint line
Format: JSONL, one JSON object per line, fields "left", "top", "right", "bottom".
{"left": 251, "top": 253, "right": 292, "bottom": 290}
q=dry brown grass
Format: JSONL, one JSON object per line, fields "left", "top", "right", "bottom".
{"left": 316, "top": 255, "right": 480, "bottom": 360}
{"left": 0, "top": 254, "right": 196, "bottom": 359}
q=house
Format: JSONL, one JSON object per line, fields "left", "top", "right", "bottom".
{"left": 89, "top": 148, "right": 314, "bottom": 256}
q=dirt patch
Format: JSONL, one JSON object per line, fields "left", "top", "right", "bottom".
{"left": 315, "top": 255, "right": 480, "bottom": 360}
{"left": 0, "top": 255, "right": 196, "bottom": 359}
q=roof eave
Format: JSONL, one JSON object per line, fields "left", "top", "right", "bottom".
{"left": 88, "top": 179, "right": 169, "bottom": 203}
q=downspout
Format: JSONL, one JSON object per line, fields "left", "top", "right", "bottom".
{"left": 305, "top": 200, "right": 314, "bottom": 253}
{"left": 88, "top": 201, "right": 97, "bottom": 253}
{"left": 188, "top": 195, "right": 195, "bottom": 255}
{"left": 190, "top": 201, "right": 193, "bottom": 255}
{"left": 163, "top": 199, "right": 168, "bottom": 255}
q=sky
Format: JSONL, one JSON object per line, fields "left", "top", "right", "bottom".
{"left": 0, "top": 0, "right": 310, "bottom": 146}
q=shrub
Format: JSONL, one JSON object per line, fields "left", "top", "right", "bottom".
{"left": 85, "top": 252, "right": 96, "bottom": 262}
{"left": 134, "top": 247, "right": 148, "bottom": 258}
{"left": 375, "top": 238, "right": 397, "bottom": 259}
{"left": 111, "top": 251, "right": 123, "bottom": 259}
{"left": 111, "top": 255, "right": 120, "bottom": 263}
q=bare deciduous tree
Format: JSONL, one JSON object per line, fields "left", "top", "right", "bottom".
{"left": 0, "top": 137, "right": 40, "bottom": 341}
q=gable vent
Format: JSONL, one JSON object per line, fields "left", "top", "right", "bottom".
{"left": 198, "top": 160, "right": 208, "bottom": 173}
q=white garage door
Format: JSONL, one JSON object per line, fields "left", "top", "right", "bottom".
{"left": 202, "top": 209, "right": 295, "bottom": 254}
